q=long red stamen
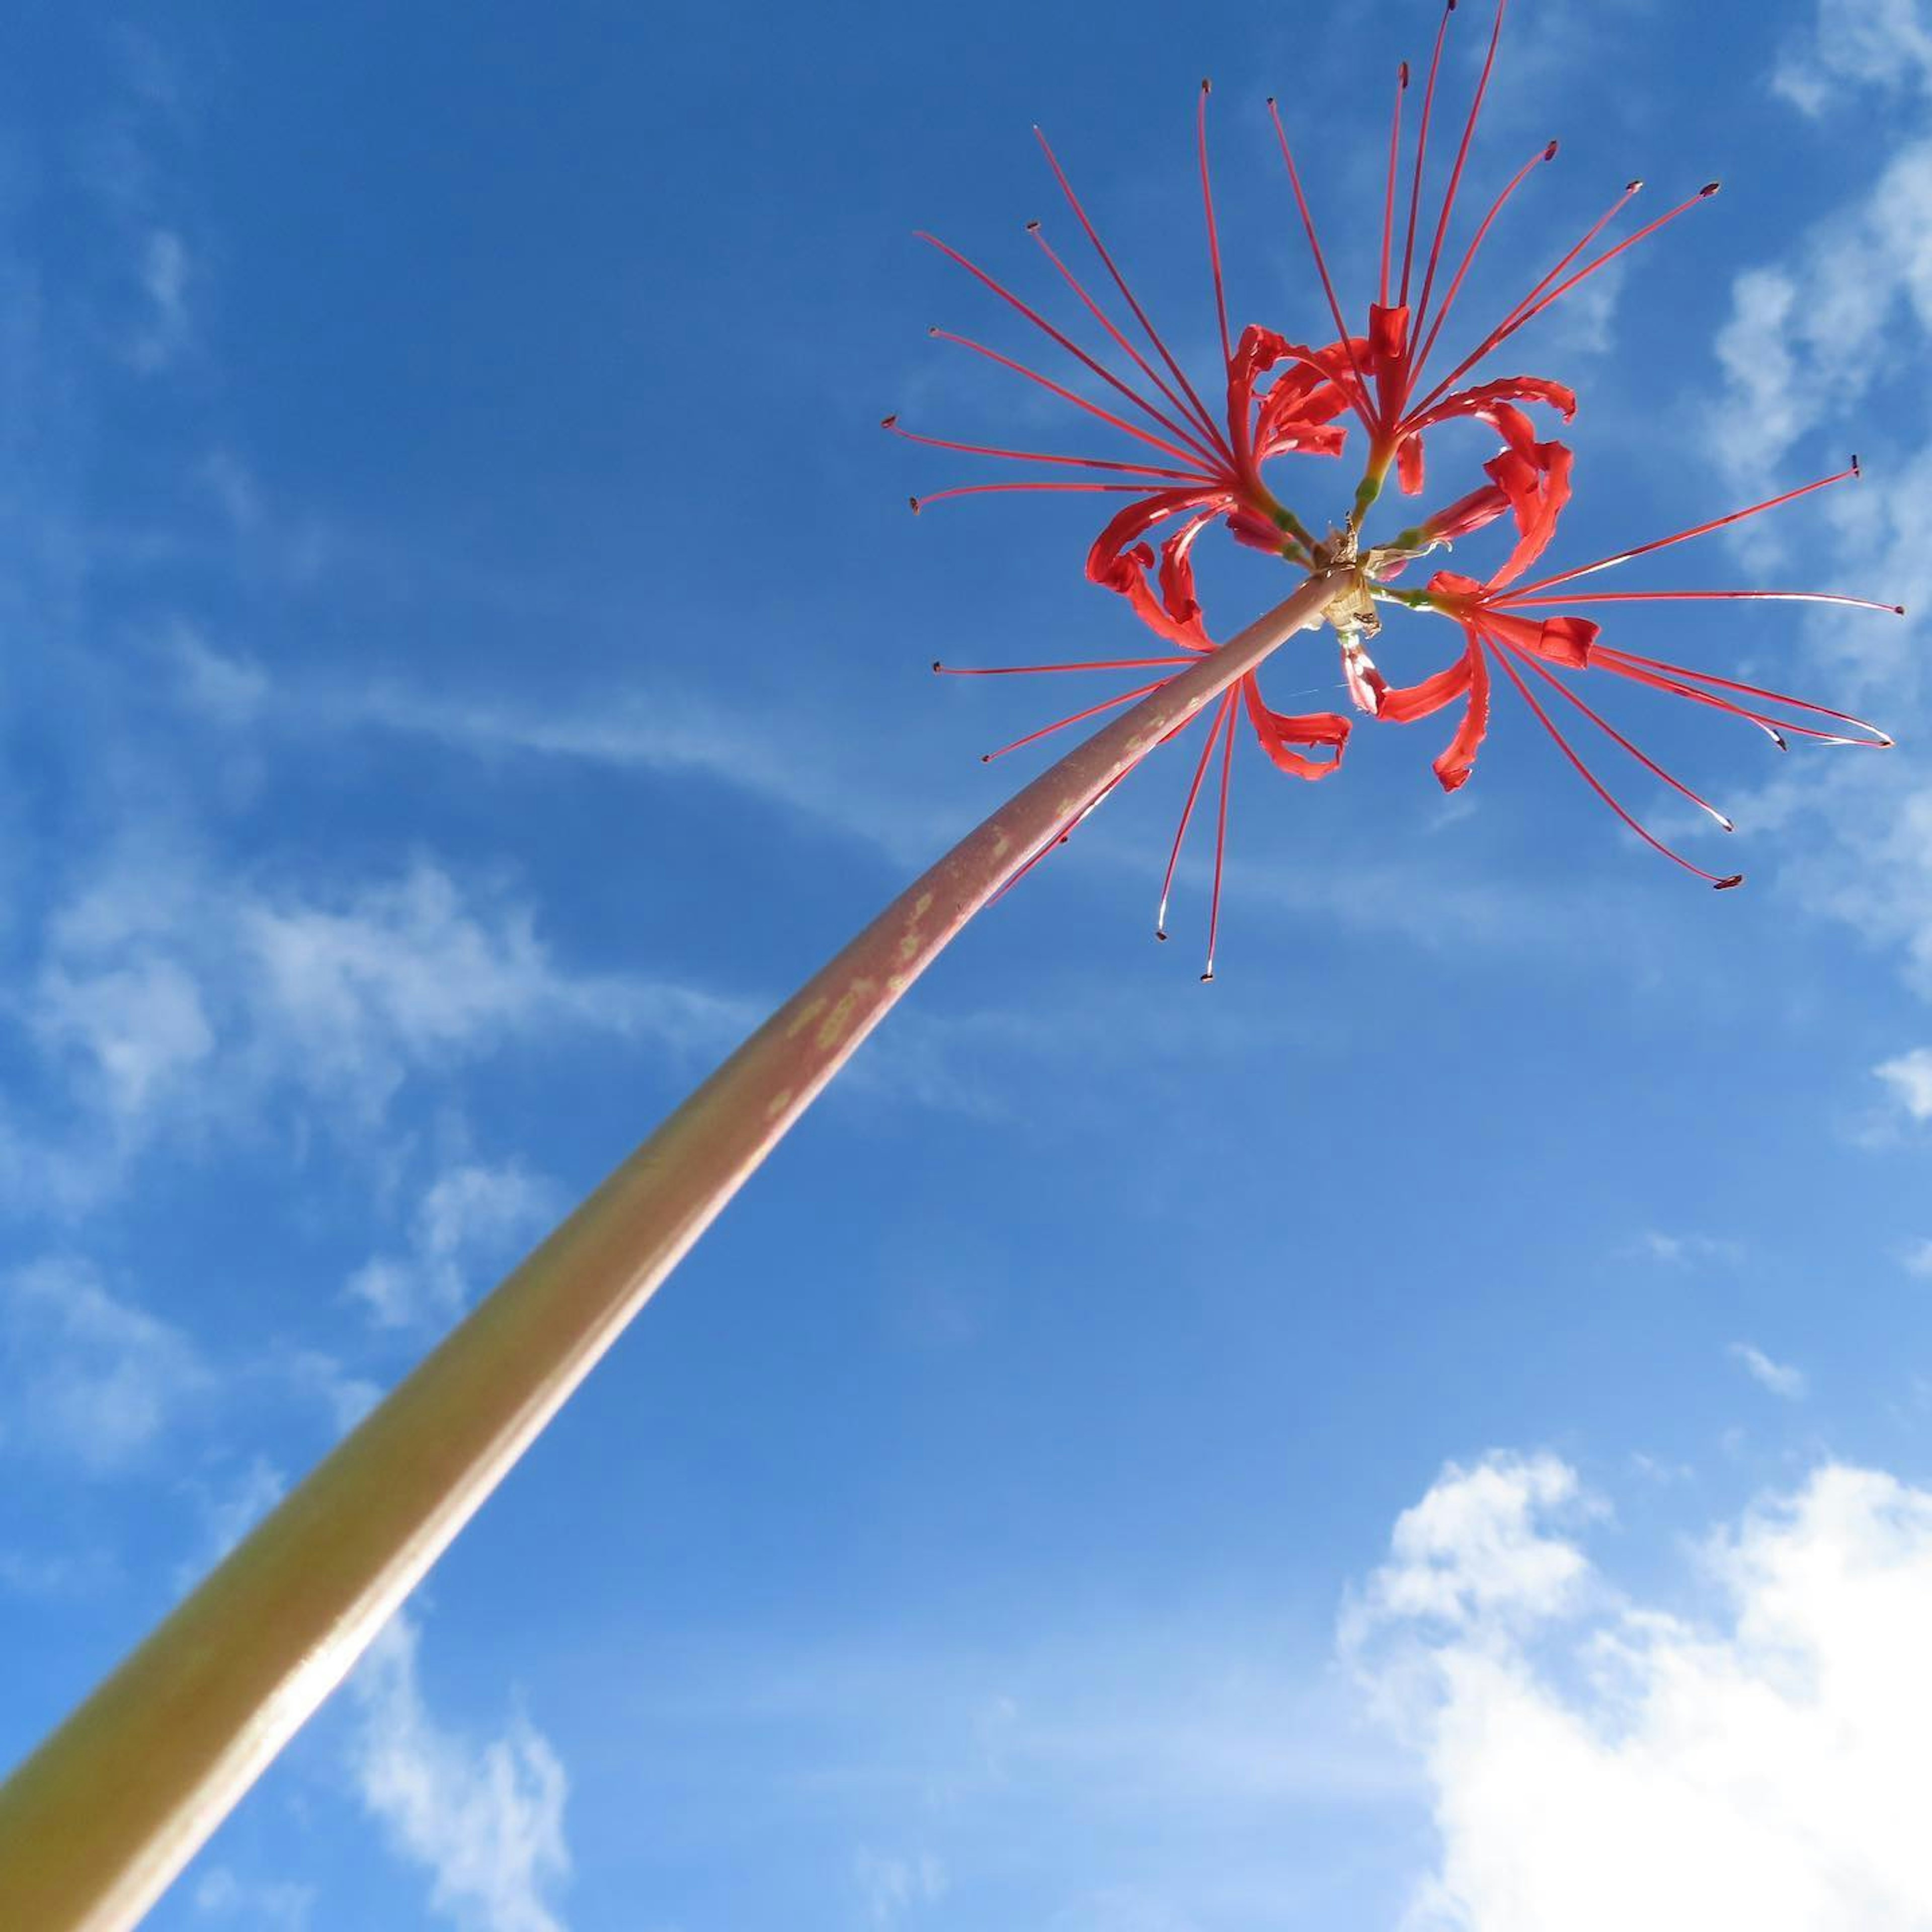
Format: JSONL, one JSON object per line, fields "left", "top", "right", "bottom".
{"left": 1266, "top": 98, "right": 1378, "bottom": 431}
{"left": 1509, "top": 463, "right": 1860, "bottom": 595}
{"left": 1401, "top": 0, "right": 1459, "bottom": 309}
{"left": 1201, "top": 696, "right": 1240, "bottom": 980}
{"left": 1492, "top": 182, "right": 1641, "bottom": 337}
{"left": 1026, "top": 226, "right": 1230, "bottom": 471}
{"left": 910, "top": 480, "right": 1169, "bottom": 511}
{"left": 1410, "top": 138, "right": 1557, "bottom": 395}
{"left": 920, "top": 240, "right": 1223, "bottom": 468}
{"left": 1457, "top": 180, "right": 1720, "bottom": 376}
{"left": 923, "top": 328, "right": 1215, "bottom": 468}
{"left": 1595, "top": 647, "right": 1894, "bottom": 747}
{"left": 1413, "top": 0, "right": 1510, "bottom": 353}
{"left": 979, "top": 676, "right": 1173, "bottom": 762}
{"left": 1414, "top": 177, "right": 1643, "bottom": 413}
{"left": 1502, "top": 589, "right": 1906, "bottom": 617}
{"left": 1382, "top": 63, "right": 1410, "bottom": 307}
{"left": 1033, "top": 128, "right": 1236, "bottom": 461}
{"left": 882, "top": 416, "right": 1213, "bottom": 485}
{"left": 1583, "top": 654, "right": 1801, "bottom": 748}
{"left": 934, "top": 655, "right": 1200, "bottom": 677}
{"left": 1511, "top": 647, "right": 1736, "bottom": 831}
{"left": 1198, "top": 80, "right": 1233, "bottom": 371}
{"left": 1156, "top": 692, "right": 1232, "bottom": 939}
{"left": 1487, "top": 636, "right": 1743, "bottom": 887}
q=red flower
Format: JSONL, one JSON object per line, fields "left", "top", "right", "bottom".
{"left": 895, "top": 3, "right": 1901, "bottom": 969}
{"left": 1375, "top": 462, "right": 1900, "bottom": 884}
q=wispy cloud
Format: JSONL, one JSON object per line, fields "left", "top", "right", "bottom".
{"left": 350, "top": 1612, "right": 571, "bottom": 1932}
{"left": 1347, "top": 1455, "right": 1932, "bottom": 1928}
{"left": 1772, "top": 0, "right": 1932, "bottom": 114}
{"left": 221, "top": 670, "right": 962, "bottom": 869}
{"left": 129, "top": 228, "right": 191, "bottom": 372}
{"left": 1699, "top": 24, "right": 1932, "bottom": 1013}
{"left": 1629, "top": 1231, "right": 1745, "bottom": 1268}
{"left": 853, "top": 1846, "right": 947, "bottom": 1928}
{"left": 347, "top": 1159, "right": 559, "bottom": 1330}
{"left": 0, "top": 1256, "right": 210, "bottom": 1473}
{"left": 1877, "top": 1048, "right": 1932, "bottom": 1122}
{"left": 1729, "top": 1342, "right": 1808, "bottom": 1401}
{"left": 19, "top": 848, "right": 762, "bottom": 1160}
{"left": 1902, "top": 1238, "right": 1932, "bottom": 1278}
{"left": 192, "top": 1866, "right": 315, "bottom": 1930}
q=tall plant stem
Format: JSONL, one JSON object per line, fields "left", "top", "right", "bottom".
{"left": 0, "top": 568, "right": 1341, "bottom": 1932}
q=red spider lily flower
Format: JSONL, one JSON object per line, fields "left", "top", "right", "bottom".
{"left": 1373, "top": 460, "right": 1901, "bottom": 884}
{"left": 896, "top": 7, "right": 1900, "bottom": 970}
{"left": 1267, "top": 0, "right": 1717, "bottom": 521}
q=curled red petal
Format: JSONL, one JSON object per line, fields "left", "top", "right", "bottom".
{"left": 1239, "top": 675, "right": 1351, "bottom": 780}
{"left": 1374, "top": 632, "right": 1493, "bottom": 792}
{"left": 1484, "top": 437, "right": 1575, "bottom": 586}
{"left": 1253, "top": 336, "right": 1373, "bottom": 448}
{"left": 1377, "top": 656, "right": 1473, "bottom": 726}
{"left": 1087, "top": 488, "right": 1229, "bottom": 594}
{"left": 1402, "top": 373, "right": 1578, "bottom": 439}
{"left": 1432, "top": 632, "right": 1493, "bottom": 792}
{"left": 1155, "top": 511, "right": 1220, "bottom": 642}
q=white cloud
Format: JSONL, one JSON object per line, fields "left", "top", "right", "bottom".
{"left": 165, "top": 621, "right": 268, "bottom": 725}
{"left": 130, "top": 227, "right": 191, "bottom": 372}
{"left": 347, "top": 1159, "right": 558, "bottom": 1330}
{"left": 1700, "top": 84, "right": 1932, "bottom": 1008}
{"left": 1349, "top": 1457, "right": 1932, "bottom": 1930}
{"left": 193, "top": 1866, "right": 315, "bottom": 1930}
{"left": 1902, "top": 1239, "right": 1932, "bottom": 1278}
{"left": 1876, "top": 1048, "right": 1932, "bottom": 1121}
{"left": 1773, "top": 0, "right": 1932, "bottom": 114}
{"left": 31, "top": 954, "right": 215, "bottom": 1120}
{"left": 0, "top": 1256, "right": 209, "bottom": 1473}
{"left": 278, "top": 678, "right": 962, "bottom": 869}
{"left": 350, "top": 1612, "right": 571, "bottom": 1932}
{"left": 1630, "top": 1231, "right": 1744, "bottom": 1268}
{"left": 1345, "top": 1454, "right": 1599, "bottom": 1639}
{"left": 1709, "top": 138, "right": 1932, "bottom": 498}
{"left": 274, "top": 1346, "right": 383, "bottom": 1434}
{"left": 0, "top": 1545, "right": 120, "bottom": 1600}
{"left": 25, "top": 850, "right": 760, "bottom": 1145}
{"left": 1729, "top": 1342, "right": 1808, "bottom": 1401}
{"left": 853, "top": 1847, "right": 947, "bottom": 1927}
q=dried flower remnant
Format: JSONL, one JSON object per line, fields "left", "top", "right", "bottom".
{"left": 895, "top": 0, "right": 1899, "bottom": 969}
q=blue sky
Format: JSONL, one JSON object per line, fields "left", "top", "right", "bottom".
{"left": 4, "top": 1, "right": 1932, "bottom": 1927}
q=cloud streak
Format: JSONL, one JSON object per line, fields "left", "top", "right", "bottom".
{"left": 1729, "top": 1342, "right": 1808, "bottom": 1401}
{"left": 350, "top": 1612, "right": 571, "bottom": 1932}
